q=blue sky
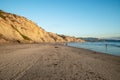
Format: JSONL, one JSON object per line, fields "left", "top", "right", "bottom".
{"left": 0, "top": 0, "right": 120, "bottom": 38}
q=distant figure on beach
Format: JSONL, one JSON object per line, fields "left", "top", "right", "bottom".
{"left": 105, "top": 44, "right": 108, "bottom": 51}
{"left": 105, "top": 44, "right": 107, "bottom": 48}
{"left": 65, "top": 43, "right": 67, "bottom": 46}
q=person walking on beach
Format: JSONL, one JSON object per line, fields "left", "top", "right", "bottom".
{"left": 64, "top": 43, "right": 67, "bottom": 46}
{"left": 105, "top": 44, "right": 108, "bottom": 51}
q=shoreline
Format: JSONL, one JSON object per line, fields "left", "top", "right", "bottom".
{"left": 67, "top": 45, "right": 120, "bottom": 57}
{"left": 0, "top": 43, "right": 120, "bottom": 80}
{"left": 67, "top": 42, "right": 120, "bottom": 57}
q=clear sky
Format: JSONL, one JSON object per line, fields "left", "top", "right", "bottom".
{"left": 0, "top": 0, "right": 120, "bottom": 38}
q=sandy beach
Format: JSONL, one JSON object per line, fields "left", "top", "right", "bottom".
{"left": 0, "top": 43, "right": 120, "bottom": 80}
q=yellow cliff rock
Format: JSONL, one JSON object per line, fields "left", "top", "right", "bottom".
{"left": 0, "top": 10, "right": 84, "bottom": 43}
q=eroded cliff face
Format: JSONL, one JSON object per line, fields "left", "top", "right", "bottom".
{"left": 0, "top": 10, "right": 84, "bottom": 44}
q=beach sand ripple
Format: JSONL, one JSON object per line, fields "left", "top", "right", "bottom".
{"left": 0, "top": 44, "right": 120, "bottom": 80}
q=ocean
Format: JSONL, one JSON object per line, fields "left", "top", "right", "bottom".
{"left": 68, "top": 42, "right": 120, "bottom": 56}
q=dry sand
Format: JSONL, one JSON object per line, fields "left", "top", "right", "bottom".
{"left": 0, "top": 43, "right": 120, "bottom": 80}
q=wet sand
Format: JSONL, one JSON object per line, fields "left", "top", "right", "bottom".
{"left": 0, "top": 43, "right": 120, "bottom": 80}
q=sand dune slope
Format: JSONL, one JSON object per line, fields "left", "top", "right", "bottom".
{"left": 0, "top": 44, "right": 120, "bottom": 80}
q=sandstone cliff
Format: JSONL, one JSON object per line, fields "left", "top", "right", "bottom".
{"left": 0, "top": 10, "right": 84, "bottom": 44}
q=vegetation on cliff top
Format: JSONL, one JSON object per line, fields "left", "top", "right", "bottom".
{"left": 0, "top": 10, "right": 84, "bottom": 43}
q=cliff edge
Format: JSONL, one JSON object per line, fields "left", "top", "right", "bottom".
{"left": 0, "top": 10, "right": 84, "bottom": 44}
